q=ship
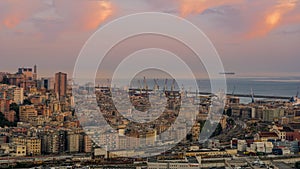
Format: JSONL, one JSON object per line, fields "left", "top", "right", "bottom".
{"left": 219, "top": 72, "right": 235, "bottom": 75}
{"left": 290, "top": 90, "right": 300, "bottom": 106}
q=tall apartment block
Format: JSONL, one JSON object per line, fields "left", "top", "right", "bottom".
{"left": 55, "top": 72, "right": 67, "bottom": 100}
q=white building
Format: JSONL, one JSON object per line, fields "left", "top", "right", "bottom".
{"left": 237, "top": 140, "right": 247, "bottom": 152}
{"left": 147, "top": 157, "right": 200, "bottom": 169}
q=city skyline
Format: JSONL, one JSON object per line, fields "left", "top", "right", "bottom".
{"left": 0, "top": 0, "right": 299, "bottom": 77}
{"left": 1, "top": 1, "right": 300, "bottom": 168}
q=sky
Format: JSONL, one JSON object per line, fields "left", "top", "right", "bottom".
{"left": 0, "top": 0, "right": 300, "bottom": 78}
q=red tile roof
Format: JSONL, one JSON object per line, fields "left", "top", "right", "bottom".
{"left": 259, "top": 132, "right": 278, "bottom": 138}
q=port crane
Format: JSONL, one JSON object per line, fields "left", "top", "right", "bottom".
{"left": 164, "top": 79, "right": 168, "bottom": 92}
{"left": 153, "top": 79, "right": 159, "bottom": 92}
{"left": 251, "top": 88, "right": 255, "bottom": 103}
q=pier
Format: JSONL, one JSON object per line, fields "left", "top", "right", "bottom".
{"left": 97, "top": 86, "right": 292, "bottom": 100}
{"left": 195, "top": 92, "right": 291, "bottom": 100}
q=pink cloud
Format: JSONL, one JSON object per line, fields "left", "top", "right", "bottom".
{"left": 0, "top": 0, "right": 41, "bottom": 29}
{"left": 245, "top": 0, "right": 299, "bottom": 39}
{"left": 0, "top": 0, "right": 116, "bottom": 35}
{"left": 177, "top": 0, "right": 243, "bottom": 17}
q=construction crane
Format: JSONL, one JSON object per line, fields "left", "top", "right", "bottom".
{"left": 164, "top": 79, "right": 168, "bottom": 92}
{"left": 143, "top": 76, "right": 148, "bottom": 94}
{"left": 194, "top": 89, "right": 198, "bottom": 105}
{"left": 153, "top": 79, "right": 159, "bottom": 92}
{"left": 251, "top": 88, "right": 255, "bottom": 103}
{"left": 138, "top": 80, "right": 142, "bottom": 93}
{"left": 171, "top": 79, "right": 176, "bottom": 92}
{"left": 107, "top": 78, "right": 110, "bottom": 87}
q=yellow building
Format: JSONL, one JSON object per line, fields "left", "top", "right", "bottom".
{"left": 12, "top": 136, "right": 26, "bottom": 145}
{"left": 29, "top": 115, "right": 51, "bottom": 126}
{"left": 26, "top": 138, "right": 41, "bottom": 156}
{"left": 19, "top": 105, "right": 38, "bottom": 122}
{"left": 254, "top": 132, "right": 279, "bottom": 142}
{"left": 15, "top": 145, "right": 26, "bottom": 157}
{"left": 146, "top": 130, "right": 157, "bottom": 146}
{"left": 13, "top": 87, "right": 24, "bottom": 105}
{"left": 84, "top": 135, "right": 92, "bottom": 153}
{"left": 68, "top": 132, "right": 80, "bottom": 153}
{"left": 13, "top": 136, "right": 41, "bottom": 156}
{"left": 262, "top": 108, "right": 284, "bottom": 122}
{"left": 192, "top": 122, "right": 201, "bottom": 142}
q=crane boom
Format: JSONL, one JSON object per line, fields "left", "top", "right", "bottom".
{"left": 171, "top": 79, "right": 175, "bottom": 91}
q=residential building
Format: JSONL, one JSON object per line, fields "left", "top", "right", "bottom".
{"left": 19, "top": 105, "right": 38, "bottom": 122}
{"left": 67, "top": 131, "right": 80, "bottom": 153}
{"left": 26, "top": 137, "right": 41, "bottom": 156}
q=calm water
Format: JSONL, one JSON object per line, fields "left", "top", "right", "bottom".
{"left": 93, "top": 76, "right": 300, "bottom": 103}
{"left": 107, "top": 77, "right": 299, "bottom": 95}
{"left": 199, "top": 77, "right": 300, "bottom": 97}
{"left": 204, "top": 77, "right": 300, "bottom": 103}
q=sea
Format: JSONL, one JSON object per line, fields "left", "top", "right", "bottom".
{"left": 93, "top": 76, "right": 300, "bottom": 103}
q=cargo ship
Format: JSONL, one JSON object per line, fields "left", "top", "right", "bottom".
{"left": 219, "top": 72, "right": 235, "bottom": 75}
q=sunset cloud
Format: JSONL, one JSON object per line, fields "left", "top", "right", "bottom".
{"left": 80, "top": 1, "right": 114, "bottom": 31}
{"left": 0, "top": 0, "right": 299, "bottom": 40}
{"left": 32, "top": 0, "right": 116, "bottom": 33}
{"left": 177, "top": 0, "right": 243, "bottom": 17}
{"left": 0, "top": 0, "right": 300, "bottom": 77}
{"left": 245, "top": 0, "right": 299, "bottom": 39}
{"left": 173, "top": 0, "right": 300, "bottom": 39}
{"left": 0, "top": 0, "right": 41, "bottom": 29}
{"left": 3, "top": 15, "right": 22, "bottom": 29}
{"left": 0, "top": 0, "right": 116, "bottom": 35}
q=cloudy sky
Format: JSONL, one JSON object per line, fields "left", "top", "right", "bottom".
{"left": 0, "top": 0, "right": 300, "bottom": 77}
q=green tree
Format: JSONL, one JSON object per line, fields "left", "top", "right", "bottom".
{"left": 9, "top": 103, "right": 20, "bottom": 122}
{"left": 186, "top": 133, "right": 193, "bottom": 142}
{"left": 23, "top": 99, "right": 32, "bottom": 105}
{"left": 227, "top": 118, "right": 235, "bottom": 126}
{"left": 1, "top": 76, "right": 9, "bottom": 84}
{"left": 226, "top": 108, "right": 232, "bottom": 117}
{"left": 0, "top": 112, "right": 14, "bottom": 127}
{"left": 211, "top": 123, "right": 223, "bottom": 137}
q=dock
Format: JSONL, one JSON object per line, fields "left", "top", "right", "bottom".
{"left": 194, "top": 92, "right": 291, "bottom": 100}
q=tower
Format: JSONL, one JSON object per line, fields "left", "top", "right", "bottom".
{"left": 55, "top": 72, "right": 67, "bottom": 100}
{"left": 33, "top": 65, "right": 37, "bottom": 81}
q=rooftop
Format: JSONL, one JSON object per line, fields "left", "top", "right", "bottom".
{"left": 259, "top": 132, "right": 278, "bottom": 138}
